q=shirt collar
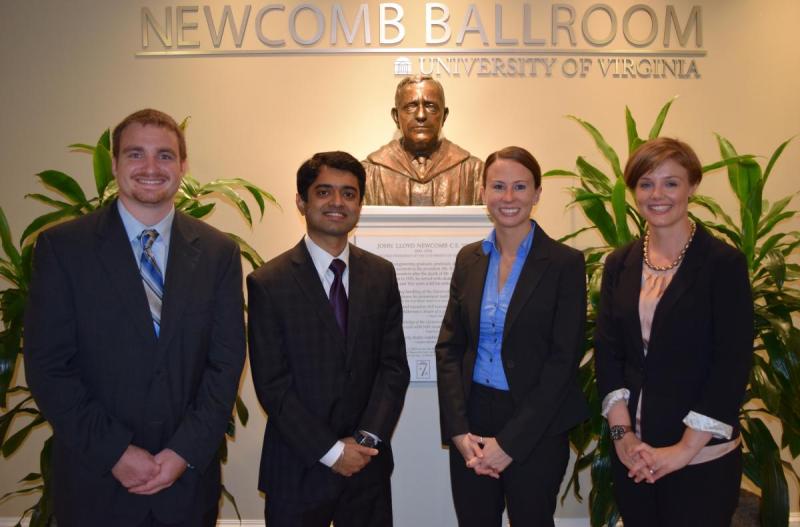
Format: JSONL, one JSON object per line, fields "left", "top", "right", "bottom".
{"left": 304, "top": 234, "right": 350, "bottom": 276}
{"left": 117, "top": 200, "right": 175, "bottom": 245}
{"left": 482, "top": 220, "right": 536, "bottom": 256}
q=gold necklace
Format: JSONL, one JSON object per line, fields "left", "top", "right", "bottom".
{"left": 643, "top": 221, "right": 697, "bottom": 271}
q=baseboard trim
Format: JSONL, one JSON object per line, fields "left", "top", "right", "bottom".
{"left": 1, "top": 514, "right": 798, "bottom": 526}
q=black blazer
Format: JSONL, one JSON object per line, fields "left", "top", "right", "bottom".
{"left": 24, "top": 202, "right": 246, "bottom": 526}
{"left": 594, "top": 225, "right": 753, "bottom": 447}
{"left": 436, "top": 226, "right": 589, "bottom": 462}
{"left": 247, "top": 240, "right": 409, "bottom": 503}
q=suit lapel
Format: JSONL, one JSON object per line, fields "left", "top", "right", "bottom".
{"left": 502, "top": 227, "right": 551, "bottom": 340}
{"left": 345, "top": 244, "right": 367, "bottom": 366}
{"left": 462, "top": 243, "right": 489, "bottom": 347}
{"left": 157, "top": 213, "right": 201, "bottom": 355}
{"left": 647, "top": 225, "right": 708, "bottom": 350}
{"left": 94, "top": 203, "right": 158, "bottom": 347}
{"left": 289, "top": 241, "right": 347, "bottom": 352}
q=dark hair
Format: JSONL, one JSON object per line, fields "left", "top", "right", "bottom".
{"left": 112, "top": 108, "right": 186, "bottom": 161}
{"left": 394, "top": 75, "right": 445, "bottom": 108}
{"left": 483, "top": 146, "right": 542, "bottom": 188}
{"left": 624, "top": 137, "right": 702, "bottom": 189}
{"left": 297, "top": 151, "right": 366, "bottom": 203}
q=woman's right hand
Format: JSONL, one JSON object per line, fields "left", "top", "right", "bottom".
{"left": 453, "top": 433, "right": 484, "bottom": 464}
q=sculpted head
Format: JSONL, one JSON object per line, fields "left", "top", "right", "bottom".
{"left": 391, "top": 75, "right": 449, "bottom": 157}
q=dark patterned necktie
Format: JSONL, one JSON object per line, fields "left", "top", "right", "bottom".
{"left": 139, "top": 229, "right": 164, "bottom": 337}
{"left": 329, "top": 258, "right": 348, "bottom": 336}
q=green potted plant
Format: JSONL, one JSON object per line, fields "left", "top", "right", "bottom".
{"left": 0, "top": 123, "right": 276, "bottom": 526}
{"left": 545, "top": 100, "right": 800, "bottom": 526}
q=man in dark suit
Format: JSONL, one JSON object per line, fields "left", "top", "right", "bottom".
{"left": 24, "top": 109, "right": 246, "bottom": 527}
{"left": 248, "top": 151, "right": 410, "bottom": 527}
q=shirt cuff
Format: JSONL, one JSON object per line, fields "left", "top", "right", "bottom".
{"left": 601, "top": 388, "right": 631, "bottom": 418}
{"left": 319, "top": 440, "right": 345, "bottom": 467}
{"left": 683, "top": 411, "right": 733, "bottom": 440}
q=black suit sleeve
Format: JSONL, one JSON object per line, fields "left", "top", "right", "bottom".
{"left": 435, "top": 249, "right": 472, "bottom": 443}
{"left": 166, "top": 242, "right": 246, "bottom": 471}
{"left": 496, "top": 250, "right": 587, "bottom": 462}
{"left": 247, "top": 273, "right": 340, "bottom": 467}
{"left": 24, "top": 232, "right": 133, "bottom": 474}
{"left": 357, "top": 264, "right": 410, "bottom": 441}
{"left": 692, "top": 248, "right": 753, "bottom": 429}
{"left": 594, "top": 249, "right": 627, "bottom": 400}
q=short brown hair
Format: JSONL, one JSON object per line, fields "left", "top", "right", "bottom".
{"left": 483, "top": 146, "right": 542, "bottom": 188}
{"left": 624, "top": 137, "right": 702, "bottom": 189}
{"left": 112, "top": 108, "right": 186, "bottom": 161}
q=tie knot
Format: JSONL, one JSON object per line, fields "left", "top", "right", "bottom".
{"left": 329, "top": 258, "right": 346, "bottom": 277}
{"left": 140, "top": 229, "right": 159, "bottom": 251}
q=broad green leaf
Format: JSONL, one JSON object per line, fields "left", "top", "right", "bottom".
{"left": 647, "top": 97, "right": 676, "bottom": 139}
{"left": 67, "top": 143, "right": 95, "bottom": 153}
{"left": 574, "top": 189, "right": 618, "bottom": 247}
{"left": 611, "top": 178, "right": 633, "bottom": 244}
{"left": 0, "top": 208, "right": 21, "bottom": 269}
{"left": 763, "top": 137, "right": 794, "bottom": 184}
{"left": 701, "top": 154, "right": 756, "bottom": 174}
{"left": 542, "top": 169, "right": 578, "bottom": 178}
{"left": 92, "top": 141, "right": 114, "bottom": 199}
{"left": 746, "top": 418, "right": 790, "bottom": 527}
{"left": 35, "top": 171, "right": 87, "bottom": 206}
{"left": 763, "top": 250, "right": 786, "bottom": 289}
{"left": 98, "top": 129, "right": 111, "bottom": 151}
{"left": 759, "top": 195, "right": 796, "bottom": 231}
{"left": 200, "top": 185, "right": 253, "bottom": 225}
{"left": 225, "top": 232, "right": 264, "bottom": 269}
{"left": 221, "top": 484, "right": 242, "bottom": 522}
{"left": 740, "top": 159, "right": 764, "bottom": 228}
{"left": 568, "top": 115, "right": 623, "bottom": 180}
{"left": 758, "top": 211, "right": 797, "bottom": 240}
{"left": 24, "top": 194, "right": 72, "bottom": 210}
{"left": 625, "top": 106, "right": 644, "bottom": 154}
{"left": 576, "top": 157, "right": 613, "bottom": 194}
{"left": 2, "top": 416, "right": 45, "bottom": 457}
{"left": 20, "top": 207, "right": 82, "bottom": 246}
{"left": 235, "top": 395, "right": 249, "bottom": 426}
{"left": 183, "top": 202, "right": 216, "bottom": 219}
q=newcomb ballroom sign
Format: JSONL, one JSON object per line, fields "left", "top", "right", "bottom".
{"left": 138, "top": 2, "right": 704, "bottom": 79}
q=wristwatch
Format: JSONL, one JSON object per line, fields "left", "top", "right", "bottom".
{"left": 609, "top": 425, "right": 632, "bottom": 441}
{"left": 354, "top": 431, "right": 378, "bottom": 448}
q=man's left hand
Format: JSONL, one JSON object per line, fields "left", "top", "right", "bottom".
{"left": 128, "top": 449, "right": 188, "bottom": 495}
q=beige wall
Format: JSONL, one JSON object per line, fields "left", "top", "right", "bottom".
{"left": 1, "top": 0, "right": 798, "bottom": 523}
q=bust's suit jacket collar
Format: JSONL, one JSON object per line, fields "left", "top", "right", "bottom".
{"left": 94, "top": 201, "right": 201, "bottom": 363}
{"left": 616, "top": 224, "right": 713, "bottom": 360}
{"left": 288, "top": 239, "right": 368, "bottom": 364}
{"left": 461, "top": 225, "right": 557, "bottom": 346}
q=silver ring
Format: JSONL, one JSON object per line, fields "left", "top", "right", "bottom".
{"left": 478, "top": 436, "right": 485, "bottom": 445}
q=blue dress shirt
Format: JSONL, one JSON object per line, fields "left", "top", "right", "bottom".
{"left": 472, "top": 221, "right": 536, "bottom": 391}
{"left": 117, "top": 200, "right": 175, "bottom": 282}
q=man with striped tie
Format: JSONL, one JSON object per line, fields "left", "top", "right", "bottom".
{"left": 24, "top": 108, "right": 246, "bottom": 527}
{"left": 247, "top": 151, "right": 409, "bottom": 527}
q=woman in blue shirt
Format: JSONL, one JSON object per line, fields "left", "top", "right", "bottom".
{"left": 436, "top": 146, "right": 589, "bottom": 526}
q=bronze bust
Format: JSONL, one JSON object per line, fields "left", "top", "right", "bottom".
{"left": 363, "top": 76, "right": 483, "bottom": 206}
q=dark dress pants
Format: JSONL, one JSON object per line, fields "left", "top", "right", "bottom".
{"left": 265, "top": 469, "right": 393, "bottom": 527}
{"left": 449, "top": 383, "right": 570, "bottom": 527}
{"left": 136, "top": 504, "right": 218, "bottom": 527}
{"left": 611, "top": 445, "right": 742, "bottom": 527}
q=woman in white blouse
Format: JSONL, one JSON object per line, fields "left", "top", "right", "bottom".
{"left": 594, "top": 137, "right": 753, "bottom": 526}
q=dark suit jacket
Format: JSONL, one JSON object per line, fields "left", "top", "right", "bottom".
{"left": 436, "top": 226, "right": 589, "bottom": 463}
{"left": 594, "top": 225, "right": 753, "bottom": 447}
{"left": 24, "top": 202, "right": 246, "bottom": 527}
{"left": 247, "top": 240, "right": 409, "bottom": 504}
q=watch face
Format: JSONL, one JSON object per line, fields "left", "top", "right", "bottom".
{"left": 610, "top": 425, "right": 627, "bottom": 440}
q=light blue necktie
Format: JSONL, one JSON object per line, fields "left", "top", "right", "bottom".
{"left": 138, "top": 229, "right": 164, "bottom": 337}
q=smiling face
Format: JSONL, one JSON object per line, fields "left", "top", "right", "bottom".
{"left": 482, "top": 158, "right": 541, "bottom": 233}
{"left": 392, "top": 80, "right": 449, "bottom": 156}
{"left": 296, "top": 165, "right": 362, "bottom": 254}
{"left": 634, "top": 158, "right": 698, "bottom": 231}
{"left": 113, "top": 122, "right": 185, "bottom": 224}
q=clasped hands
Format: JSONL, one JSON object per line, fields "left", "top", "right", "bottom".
{"left": 331, "top": 437, "right": 379, "bottom": 477}
{"left": 615, "top": 434, "right": 696, "bottom": 484}
{"left": 454, "top": 433, "right": 512, "bottom": 479}
{"left": 111, "top": 445, "right": 188, "bottom": 495}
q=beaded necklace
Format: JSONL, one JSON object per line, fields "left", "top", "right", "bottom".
{"left": 643, "top": 221, "right": 697, "bottom": 271}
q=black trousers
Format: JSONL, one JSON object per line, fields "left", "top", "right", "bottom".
{"left": 136, "top": 505, "right": 218, "bottom": 527}
{"left": 265, "top": 475, "right": 393, "bottom": 527}
{"left": 611, "top": 445, "right": 742, "bottom": 527}
{"left": 449, "top": 383, "right": 569, "bottom": 527}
